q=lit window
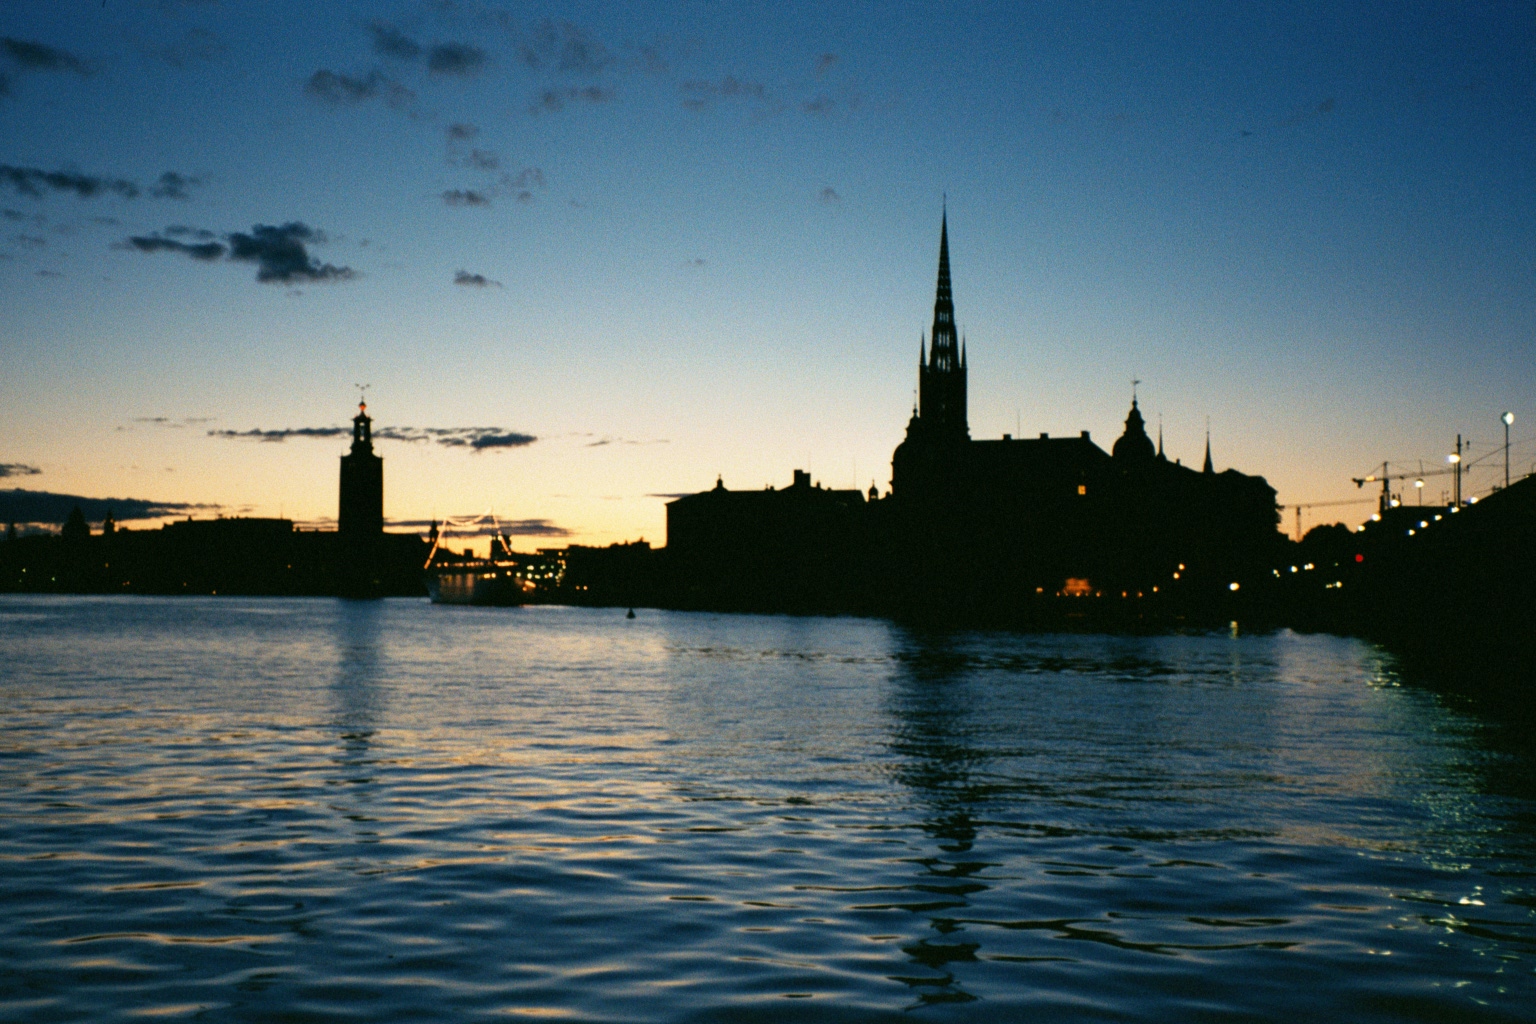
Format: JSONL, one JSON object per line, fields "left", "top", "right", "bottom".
{"left": 1077, "top": 484, "right": 1087, "bottom": 495}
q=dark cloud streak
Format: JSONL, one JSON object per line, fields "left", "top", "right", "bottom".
{"left": 454, "top": 270, "right": 501, "bottom": 288}
{"left": 211, "top": 425, "right": 536, "bottom": 451}
{"left": 1, "top": 38, "right": 88, "bottom": 75}
{"left": 428, "top": 43, "right": 487, "bottom": 76}
{"left": 367, "top": 21, "right": 422, "bottom": 60}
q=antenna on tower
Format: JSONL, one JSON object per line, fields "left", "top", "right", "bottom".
{"left": 353, "top": 383, "right": 371, "bottom": 410}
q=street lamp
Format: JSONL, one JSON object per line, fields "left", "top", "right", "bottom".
{"left": 1503, "top": 412, "right": 1514, "bottom": 489}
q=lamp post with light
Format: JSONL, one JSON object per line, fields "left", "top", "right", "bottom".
{"left": 1449, "top": 435, "right": 1462, "bottom": 507}
{"left": 1503, "top": 412, "right": 1514, "bottom": 489}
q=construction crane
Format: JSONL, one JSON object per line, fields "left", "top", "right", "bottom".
{"left": 1351, "top": 462, "right": 1455, "bottom": 515}
{"left": 1281, "top": 497, "right": 1378, "bottom": 542}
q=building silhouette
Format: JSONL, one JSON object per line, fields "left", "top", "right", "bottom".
{"left": 884, "top": 211, "right": 1282, "bottom": 618}
{"left": 666, "top": 469, "right": 868, "bottom": 611}
{"left": 663, "top": 209, "right": 1284, "bottom": 622}
{"left": 339, "top": 400, "right": 383, "bottom": 539}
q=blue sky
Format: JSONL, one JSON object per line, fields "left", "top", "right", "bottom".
{"left": 2, "top": 0, "right": 1533, "bottom": 545}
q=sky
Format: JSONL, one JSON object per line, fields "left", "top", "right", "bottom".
{"left": 1, "top": 0, "right": 1533, "bottom": 548}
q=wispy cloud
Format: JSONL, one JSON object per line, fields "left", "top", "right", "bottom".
{"left": 454, "top": 270, "right": 501, "bottom": 288}
{"left": 586, "top": 437, "right": 669, "bottom": 448}
{"left": 304, "top": 69, "right": 415, "bottom": 110}
{"left": 819, "top": 186, "right": 841, "bottom": 204}
{"left": 396, "top": 516, "right": 569, "bottom": 538}
{"left": 529, "top": 86, "right": 613, "bottom": 114}
{"left": 124, "top": 233, "right": 225, "bottom": 260}
{"left": 123, "top": 221, "right": 356, "bottom": 284}
{"left": 208, "top": 426, "right": 348, "bottom": 442}
{"left": 428, "top": 43, "right": 488, "bottom": 76}
{"left": 1, "top": 37, "right": 88, "bottom": 76}
{"left": 515, "top": 20, "right": 612, "bottom": 75}
{"left": 366, "top": 20, "right": 422, "bottom": 61}
{"left": 681, "top": 75, "right": 767, "bottom": 111}
{"left": 0, "top": 165, "right": 199, "bottom": 201}
{"left": 210, "top": 425, "right": 537, "bottom": 451}
{"left": 442, "top": 188, "right": 491, "bottom": 207}
{"left": 0, "top": 463, "right": 42, "bottom": 478}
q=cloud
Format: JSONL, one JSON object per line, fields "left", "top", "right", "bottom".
{"left": 442, "top": 188, "right": 491, "bottom": 207}
{"left": 516, "top": 20, "right": 612, "bottom": 75}
{"left": 454, "top": 270, "right": 501, "bottom": 287}
{"left": 428, "top": 43, "right": 487, "bottom": 76}
{"left": 803, "top": 95, "right": 834, "bottom": 114}
{"left": 124, "top": 233, "right": 225, "bottom": 259}
{"left": 305, "top": 69, "right": 414, "bottom": 109}
{"left": 211, "top": 425, "right": 536, "bottom": 451}
{"left": 134, "top": 416, "right": 214, "bottom": 428}
{"left": 586, "top": 437, "right": 669, "bottom": 447}
{"left": 396, "top": 517, "right": 568, "bottom": 538}
{"left": 446, "top": 122, "right": 479, "bottom": 141}
{"left": 529, "top": 86, "right": 613, "bottom": 114}
{"left": 500, "top": 519, "right": 569, "bottom": 537}
{"left": 0, "top": 488, "right": 213, "bottom": 525}
{"left": 0, "top": 464, "right": 42, "bottom": 478}
{"left": 646, "top": 492, "right": 694, "bottom": 500}
{"left": 13, "top": 233, "right": 46, "bottom": 248}
{"left": 35, "top": 269, "right": 62, "bottom": 278}
{"left": 1, "top": 37, "right": 88, "bottom": 75}
{"left": 367, "top": 20, "right": 421, "bottom": 60}
{"left": 467, "top": 149, "right": 498, "bottom": 170}
{"left": 120, "top": 222, "right": 353, "bottom": 283}
{"left": 683, "top": 257, "right": 706, "bottom": 268}
{"left": 509, "top": 167, "right": 545, "bottom": 189}
{"left": 149, "top": 171, "right": 200, "bottom": 199}
{"left": 226, "top": 222, "right": 355, "bottom": 283}
{"left": 0, "top": 165, "right": 141, "bottom": 200}
{"left": 815, "top": 53, "right": 838, "bottom": 76}
{"left": 819, "top": 186, "right": 841, "bottom": 204}
{"left": 208, "top": 426, "right": 349, "bottom": 442}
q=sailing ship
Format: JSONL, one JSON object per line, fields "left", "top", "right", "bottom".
{"left": 423, "top": 514, "right": 537, "bottom": 605}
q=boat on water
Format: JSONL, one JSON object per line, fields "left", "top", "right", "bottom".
{"left": 423, "top": 516, "right": 538, "bottom": 606}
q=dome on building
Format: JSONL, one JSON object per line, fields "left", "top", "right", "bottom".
{"left": 1112, "top": 398, "right": 1156, "bottom": 460}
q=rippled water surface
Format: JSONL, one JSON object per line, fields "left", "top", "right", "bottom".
{"left": 2, "top": 596, "right": 1534, "bottom": 1022}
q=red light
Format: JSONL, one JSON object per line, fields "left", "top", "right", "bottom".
{"left": 1354, "top": 553, "right": 1364, "bottom": 563}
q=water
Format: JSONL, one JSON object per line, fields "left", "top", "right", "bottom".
{"left": 1, "top": 596, "right": 1533, "bottom": 1022}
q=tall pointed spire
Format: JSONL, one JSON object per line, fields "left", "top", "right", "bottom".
{"left": 1157, "top": 415, "right": 1166, "bottom": 460}
{"left": 1202, "top": 421, "right": 1214, "bottom": 474}
{"left": 935, "top": 204, "right": 952, "bottom": 311}
{"left": 910, "top": 204, "right": 968, "bottom": 440}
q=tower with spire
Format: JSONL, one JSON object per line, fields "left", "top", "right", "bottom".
{"left": 912, "top": 207, "right": 968, "bottom": 442}
{"left": 339, "top": 397, "right": 383, "bottom": 539}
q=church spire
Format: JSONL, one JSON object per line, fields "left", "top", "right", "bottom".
{"left": 911, "top": 205, "right": 968, "bottom": 440}
{"left": 935, "top": 205, "right": 952, "bottom": 311}
{"left": 1202, "top": 421, "right": 1214, "bottom": 474}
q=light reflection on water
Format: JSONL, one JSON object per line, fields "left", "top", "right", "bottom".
{"left": 0, "top": 595, "right": 1532, "bottom": 1022}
